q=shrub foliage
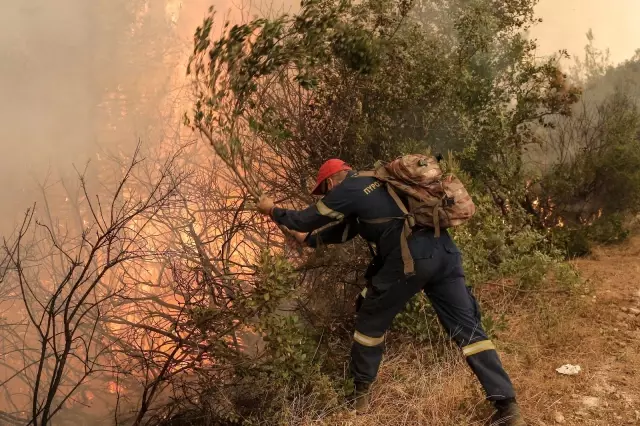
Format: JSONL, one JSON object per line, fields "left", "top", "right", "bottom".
{"left": 165, "top": 0, "right": 640, "bottom": 423}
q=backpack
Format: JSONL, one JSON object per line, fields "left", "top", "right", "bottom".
{"left": 358, "top": 154, "right": 476, "bottom": 275}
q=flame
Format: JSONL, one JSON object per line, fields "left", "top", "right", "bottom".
{"left": 107, "top": 381, "right": 125, "bottom": 395}
{"left": 531, "top": 192, "right": 606, "bottom": 227}
{"left": 530, "top": 195, "right": 567, "bottom": 227}
{"left": 1, "top": 2, "right": 275, "bottom": 420}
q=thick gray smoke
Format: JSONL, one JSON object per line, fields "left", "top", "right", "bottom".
{"left": 1, "top": 1, "right": 96, "bottom": 232}
{"left": 0, "top": 0, "right": 190, "bottom": 236}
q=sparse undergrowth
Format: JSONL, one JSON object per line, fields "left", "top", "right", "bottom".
{"left": 282, "top": 235, "right": 640, "bottom": 426}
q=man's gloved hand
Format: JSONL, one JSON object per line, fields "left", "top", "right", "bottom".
{"left": 256, "top": 195, "right": 275, "bottom": 215}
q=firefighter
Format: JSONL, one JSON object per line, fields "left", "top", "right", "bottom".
{"left": 256, "top": 159, "right": 525, "bottom": 425}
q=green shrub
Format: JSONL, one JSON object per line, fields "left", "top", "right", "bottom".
{"left": 550, "top": 227, "right": 592, "bottom": 258}
{"left": 550, "top": 212, "right": 630, "bottom": 258}
{"left": 588, "top": 212, "right": 630, "bottom": 244}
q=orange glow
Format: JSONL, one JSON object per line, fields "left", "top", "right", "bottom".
{"left": 108, "top": 381, "right": 125, "bottom": 395}
{"left": 0, "top": 2, "right": 289, "bottom": 422}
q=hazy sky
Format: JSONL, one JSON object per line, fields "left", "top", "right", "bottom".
{"left": 532, "top": 0, "right": 640, "bottom": 65}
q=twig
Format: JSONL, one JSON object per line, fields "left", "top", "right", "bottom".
{"left": 482, "top": 282, "right": 571, "bottom": 294}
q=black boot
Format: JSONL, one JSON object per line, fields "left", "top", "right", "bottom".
{"left": 351, "top": 382, "right": 372, "bottom": 415}
{"left": 491, "top": 398, "right": 525, "bottom": 425}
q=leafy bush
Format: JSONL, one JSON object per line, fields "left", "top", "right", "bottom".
{"left": 588, "top": 212, "right": 630, "bottom": 244}
{"left": 174, "top": 0, "right": 630, "bottom": 423}
{"left": 550, "top": 226, "right": 592, "bottom": 258}
{"left": 551, "top": 212, "right": 631, "bottom": 258}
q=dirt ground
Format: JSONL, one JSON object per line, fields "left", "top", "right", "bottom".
{"left": 512, "top": 237, "right": 640, "bottom": 425}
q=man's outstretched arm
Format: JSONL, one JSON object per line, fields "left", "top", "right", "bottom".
{"left": 257, "top": 178, "right": 358, "bottom": 234}
{"left": 270, "top": 203, "right": 338, "bottom": 233}
{"left": 306, "top": 218, "right": 359, "bottom": 247}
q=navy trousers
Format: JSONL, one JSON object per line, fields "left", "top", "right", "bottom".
{"left": 350, "top": 230, "right": 516, "bottom": 401}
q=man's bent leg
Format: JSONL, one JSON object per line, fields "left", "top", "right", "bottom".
{"left": 349, "top": 267, "right": 425, "bottom": 385}
{"left": 425, "top": 272, "right": 516, "bottom": 401}
{"left": 350, "top": 331, "right": 385, "bottom": 384}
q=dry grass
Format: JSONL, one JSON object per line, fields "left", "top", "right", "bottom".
{"left": 352, "top": 345, "right": 482, "bottom": 426}
{"left": 290, "top": 235, "right": 640, "bottom": 425}
{"left": 293, "top": 342, "right": 485, "bottom": 426}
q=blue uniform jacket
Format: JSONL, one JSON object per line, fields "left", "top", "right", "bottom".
{"left": 271, "top": 172, "right": 407, "bottom": 259}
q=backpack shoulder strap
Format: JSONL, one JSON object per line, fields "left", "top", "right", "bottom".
{"left": 385, "top": 184, "right": 416, "bottom": 275}
{"left": 358, "top": 183, "right": 416, "bottom": 275}
{"left": 355, "top": 170, "right": 422, "bottom": 276}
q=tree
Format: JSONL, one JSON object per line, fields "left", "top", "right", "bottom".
{"left": 187, "top": 0, "right": 580, "bottom": 219}
{"left": 0, "top": 145, "right": 181, "bottom": 425}
{"left": 570, "top": 29, "right": 613, "bottom": 86}
{"left": 178, "top": 0, "right": 583, "bottom": 422}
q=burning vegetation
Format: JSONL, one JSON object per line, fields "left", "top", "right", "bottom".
{"left": 1, "top": 0, "right": 640, "bottom": 425}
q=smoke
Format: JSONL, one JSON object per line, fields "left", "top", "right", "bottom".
{"left": 1, "top": 1, "right": 96, "bottom": 232}
{"left": 0, "top": 1, "right": 191, "bottom": 423}
{"left": 0, "top": 0, "right": 193, "bottom": 237}
{"left": 0, "top": 0, "right": 305, "bottom": 236}
{"left": 531, "top": 0, "right": 640, "bottom": 65}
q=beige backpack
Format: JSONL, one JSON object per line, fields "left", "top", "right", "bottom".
{"left": 359, "top": 154, "right": 476, "bottom": 275}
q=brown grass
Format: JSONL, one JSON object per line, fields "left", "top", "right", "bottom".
{"left": 291, "top": 235, "right": 640, "bottom": 425}
{"left": 352, "top": 345, "right": 481, "bottom": 426}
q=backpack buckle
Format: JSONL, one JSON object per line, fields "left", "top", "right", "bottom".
{"left": 405, "top": 214, "right": 416, "bottom": 228}
{"left": 442, "top": 196, "right": 455, "bottom": 207}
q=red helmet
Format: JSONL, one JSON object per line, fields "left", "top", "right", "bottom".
{"left": 311, "top": 159, "right": 352, "bottom": 195}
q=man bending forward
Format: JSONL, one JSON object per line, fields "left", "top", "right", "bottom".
{"left": 256, "top": 159, "right": 525, "bottom": 426}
